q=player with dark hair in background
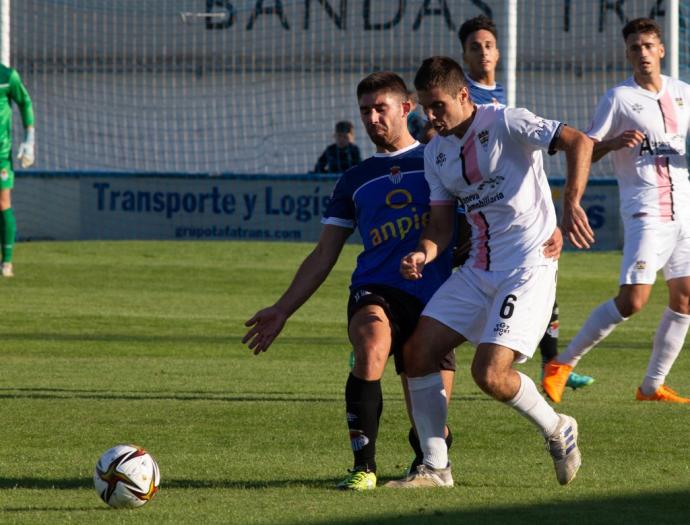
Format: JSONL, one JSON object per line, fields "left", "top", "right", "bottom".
{"left": 0, "top": 64, "right": 35, "bottom": 277}
{"left": 543, "top": 18, "right": 690, "bottom": 404}
{"left": 457, "top": 14, "right": 595, "bottom": 392}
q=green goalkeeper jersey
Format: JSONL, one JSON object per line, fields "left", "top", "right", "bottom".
{"left": 0, "top": 65, "right": 34, "bottom": 161}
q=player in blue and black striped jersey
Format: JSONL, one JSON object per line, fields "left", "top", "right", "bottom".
{"left": 243, "top": 72, "right": 455, "bottom": 490}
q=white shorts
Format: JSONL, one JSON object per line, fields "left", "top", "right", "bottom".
{"left": 620, "top": 219, "right": 690, "bottom": 285}
{"left": 422, "top": 262, "right": 557, "bottom": 361}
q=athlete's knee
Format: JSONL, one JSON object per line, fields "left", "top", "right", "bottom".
{"left": 353, "top": 344, "right": 388, "bottom": 379}
{"left": 471, "top": 361, "right": 508, "bottom": 397}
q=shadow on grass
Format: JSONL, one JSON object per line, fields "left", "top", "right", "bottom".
{"left": 0, "top": 387, "right": 339, "bottom": 403}
{"left": 0, "top": 388, "right": 490, "bottom": 404}
{"left": 3, "top": 480, "right": 689, "bottom": 523}
{"left": 0, "top": 476, "right": 337, "bottom": 491}
{"left": 306, "top": 489, "right": 690, "bottom": 525}
{"left": 2, "top": 507, "right": 109, "bottom": 513}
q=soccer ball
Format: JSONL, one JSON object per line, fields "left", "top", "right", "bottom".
{"left": 94, "top": 444, "right": 160, "bottom": 508}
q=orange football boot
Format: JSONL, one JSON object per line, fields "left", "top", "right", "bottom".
{"left": 635, "top": 385, "right": 690, "bottom": 404}
{"left": 542, "top": 360, "right": 573, "bottom": 403}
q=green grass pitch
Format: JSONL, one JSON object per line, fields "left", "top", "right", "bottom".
{"left": 1, "top": 241, "right": 689, "bottom": 524}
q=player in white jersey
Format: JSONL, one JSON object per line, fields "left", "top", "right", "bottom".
{"left": 457, "top": 14, "right": 595, "bottom": 391}
{"left": 385, "top": 56, "right": 594, "bottom": 489}
{"left": 543, "top": 18, "right": 690, "bottom": 405}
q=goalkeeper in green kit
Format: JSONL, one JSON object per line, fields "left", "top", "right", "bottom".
{"left": 0, "top": 64, "right": 34, "bottom": 278}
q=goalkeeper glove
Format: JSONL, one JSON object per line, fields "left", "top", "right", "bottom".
{"left": 17, "top": 127, "right": 35, "bottom": 168}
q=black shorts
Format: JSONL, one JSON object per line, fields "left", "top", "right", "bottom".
{"left": 347, "top": 284, "right": 456, "bottom": 375}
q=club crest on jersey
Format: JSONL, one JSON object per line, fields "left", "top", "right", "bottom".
{"left": 0, "top": 169, "right": 7, "bottom": 181}
{"left": 631, "top": 103, "right": 644, "bottom": 113}
{"left": 478, "top": 129, "right": 490, "bottom": 150}
{"left": 436, "top": 152, "right": 446, "bottom": 167}
{"left": 388, "top": 165, "right": 403, "bottom": 184}
{"left": 676, "top": 98, "right": 684, "bottom": 108}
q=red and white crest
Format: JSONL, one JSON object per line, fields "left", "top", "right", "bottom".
{"left": 388, "top": 165, "right": 403, "bottom": 184}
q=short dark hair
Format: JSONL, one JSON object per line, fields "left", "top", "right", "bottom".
{"left": 414, "top": 56, "right": 467, "bottom": 97}
{"left": 334, "top": 120, "right": 354, "bottom": 134}
{"left": 356, "top": 71, "right": 409, "bottom": 101}
{"left": 458, "top": 15, "right": 498, "bottom": 51}
{"left": 622, "top": 17, "right": 662, "bottom": 41}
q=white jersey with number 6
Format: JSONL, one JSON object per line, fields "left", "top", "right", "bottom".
{"left": 424, "top": 104, "right": 560, "bottom": 271}
{"left": 587, "top": 75, "right": 690, "bottom": 223}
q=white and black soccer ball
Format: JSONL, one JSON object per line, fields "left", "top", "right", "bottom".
{"left": 94, "top": 444, "right": 160, "bottom": 508}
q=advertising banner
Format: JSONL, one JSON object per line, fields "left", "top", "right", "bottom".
{"left": 16, "top": 172, "right": 622, "bottom": 250}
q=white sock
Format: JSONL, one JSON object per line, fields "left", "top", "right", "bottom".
{"left": 506, "top": 372, "right": 560, "bottom": 437}
{"left": 558, "top": 299, "right": 627, "bottom": 367}
{"left": 408, "top": 373, "right": 448, "bottom": 469}
{"left": 640, "top": 307, "right": 690, "bottom": 395}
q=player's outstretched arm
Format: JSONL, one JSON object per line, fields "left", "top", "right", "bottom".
{"left": 242, "top": 225, "right": 351, "bottom": 354}
{"left": 591, "top": 129, "right": 645, "bottom": 163}
{"left": 554, "top": 126, "right": 595, "bottom": 249}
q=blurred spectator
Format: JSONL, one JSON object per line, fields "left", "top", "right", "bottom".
{"left": 406, "top": 90, "right": 435, "bottom": 144}
{"left": 313, "top": 120, "right": 361, "bottom": 173}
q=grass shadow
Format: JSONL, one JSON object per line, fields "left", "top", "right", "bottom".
{"left": 305, "top": 489, "right": 690, "bottom": 525}
{"left": 0, "top": 387, "right": 339, "bottom": 403}
{"left": 0, "top": 476, "right": 339, "bottom": 491}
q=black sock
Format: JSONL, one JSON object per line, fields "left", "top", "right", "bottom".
{"left": 445, "top": 426, "right": 453, "bottom": 451}
{"left": 540, "top": 301, "right": 559, "bottom": 368}
{"left": 408, "top": 426, "right": 423, "bottom": 463}
{"left": 345, "top": 373, "right": 382, "bottom": 473}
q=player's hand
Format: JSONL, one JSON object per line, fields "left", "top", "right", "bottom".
{"left": 609, "top": 129, "right": 645, "bottom": 151}
{"left": 542, "top": 226, "right": 563, "bottom": 260}
{"left": 17, "top": 141, "right": 34, "bottom": 168}
{"left": 242, "top": 305, "right": 288, "bottom": 355}
{"left": 400, "top": 251, "right": 426, "bottom": 280}
{"left": 561, "top": 202, "right": 594, "bottom": 249}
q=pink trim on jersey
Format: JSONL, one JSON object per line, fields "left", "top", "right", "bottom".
{"left": 655, "top": 158, "right": 674, "bottom": 222}
{"left": 658, "top": 89, "right": 678, "bottom": 133}
{"left": 461, "top": 131, "right": 482, "bottom": 184}
{"left": 470, "top": 212, "right": 490, "bottom": 270}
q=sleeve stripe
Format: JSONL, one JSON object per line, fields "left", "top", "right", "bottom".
{"left": 321, "top": 217, "right": 355, "bottom": 228}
